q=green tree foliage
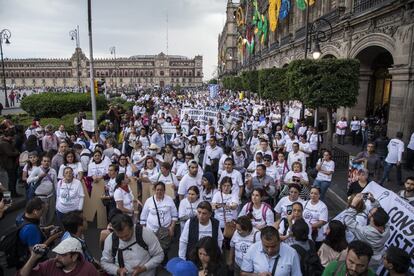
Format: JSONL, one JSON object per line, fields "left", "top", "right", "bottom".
{"left": 208, "top": 79, "right": 218, "bottom": 84}
{"left": 21, "top": 93, "right": 108, "bottom": 118}
{"left": 259, "top": 67, "right": 288, "bottom": 101}
{"left": 242, "top": 70, "right": 259, "bottom": 93}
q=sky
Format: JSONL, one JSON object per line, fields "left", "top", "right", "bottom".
{"left": 0, "top": 0, "right": 230, "bottom": 80}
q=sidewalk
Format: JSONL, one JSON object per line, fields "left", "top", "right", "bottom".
{"left": 323, "top": 142, "right": 411, "bottom": 217}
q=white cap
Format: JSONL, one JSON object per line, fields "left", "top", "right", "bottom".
{"left": 52, "top": 238, "right": 83, "bottom": 255}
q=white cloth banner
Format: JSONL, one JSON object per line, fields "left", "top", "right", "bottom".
{"left": 162, "top": 124, "right": 177, "bottom": 134}
{"left": 334, "top": 182, "right": 414, "bottom": 274}
{"left": 82, "top": 119, "right": 95, "bottom": 132}
{"left": 180, "top": 108, "right": 240, "bottom": 125}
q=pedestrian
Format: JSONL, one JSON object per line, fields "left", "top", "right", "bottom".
{"left": 352, "top": 143, "right": 381, "bottom": 180}
{"left": 313, "top": 150, "right": 335, "bottom": 202}
{"left": 100, "top": 213, "right": 164, "bottom": 276}
{"left": 238, "top": 188, "right": 275, "bottom": 229}
{"left": 382, "top": 245, "right": 411, "bottom": 276}
{"left": 380, "top": 131, "right": 404, "bottom": 186}
{"left": 322, "top": 240, "right": 375, "bottom": 276}
{"left": 317, "top": 220, "right": 348, "bottom": 267}
{"left": 335, "top": 117, "right": 347, "bottom": 145}
{"left": 398, "top": 176, "right": 414, "bottom": 206}
{"left": 350, "top": 115, "right": 361, "bottom": 146}
{"left": 406, "top": 131, "right": 414, "bottom": 171}
{"left": 189, "top": 236, "right": 228, "bottom": 276}
{"left": 0, "top": 129, "right": 21, "bottom": 197}
{"left": 240, "top": 225, "right": 302, "bottom": 275}
{"left": 17, "top": 237, "right": 99, "bottom": 276}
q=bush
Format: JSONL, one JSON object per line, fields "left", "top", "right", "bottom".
{"left": 109, "top": 97, "right": 134, "bottom": 111}
{"left": 21, "top": 93, "right": 108, "bottom": 118}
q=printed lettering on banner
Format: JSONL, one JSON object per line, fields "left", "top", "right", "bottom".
{"left": 162, "top": 124, "right": 177, "bottom": 134}
{"left": 335, "top": 182, "right": 414, "bottom": 274}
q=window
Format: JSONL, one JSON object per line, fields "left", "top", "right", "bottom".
{"left": 160, "top": 71, "right": 164, "bottom": 76}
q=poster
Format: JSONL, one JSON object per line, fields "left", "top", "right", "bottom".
{"left": 334, "top": 182, "right": 414, "bottom": 274}
{"left": 348, "top": 155, "right": 364, "bottom": 185}
{"left": 82, "top": 119, "right": 95, "bottom": 132}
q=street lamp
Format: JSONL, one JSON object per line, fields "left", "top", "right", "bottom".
{"left": 69, "top": 25, "right": 81, "bottom": 91}
{"left": 312, "top": 40, "right": 321, "bottom": 60}
{"left": 304, "top": 14, "right": 332, "bottom": 59}
{"left": 0, "top": 29, "right": 11, "bottom": 108}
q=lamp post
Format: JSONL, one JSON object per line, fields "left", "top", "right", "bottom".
{"left": 0, "top": 29, "right": 11, "bottom": 108}
{"left": 109, "top": 46, "right": 117, "bottom": 94}
{"left": 69, "top": 25, "right": 82, "bottom": 91}
{"left": 304, "top": 13, "right": 333, "bottom": 127}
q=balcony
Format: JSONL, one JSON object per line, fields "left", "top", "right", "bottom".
{"left": 280, "top": 34, "right": 293, "bottom": 46}
{"left": 353, "top": 0, "right": 391, "bottom": 14}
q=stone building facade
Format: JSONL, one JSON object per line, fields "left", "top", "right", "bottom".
{"left": 1, "top": 50, "right": 203, "bottom": 89}
{"left": 219, "top": 0, "right": 414, "bottom": 142}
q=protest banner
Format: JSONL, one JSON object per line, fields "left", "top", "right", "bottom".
{"left": 334, "top": 182, "right": 414, "bottom": 274}
{"left": 82, "top": 119, "right": 95, "bottom": 132}
{"left": 162, "top": 124, "right": 177, "bottom": 134}
{"left": 348, "top": 155, "right": 364, "bottom": 185}
{"left": 180, "top": 108, "right": 240, "bottom": 125}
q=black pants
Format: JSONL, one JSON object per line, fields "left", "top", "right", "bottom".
{"left": 406, "top": 148, "right": 414, "bottom": 170}
{"left": 6, "top": 167, "right": 18, "bottom": 195}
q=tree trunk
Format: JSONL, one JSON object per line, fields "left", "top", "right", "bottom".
{"left": 326, "top": 108, "right": 333, "bottom": 149}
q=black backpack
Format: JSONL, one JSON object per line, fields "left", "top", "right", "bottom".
{"left": 111, "top": 224, "right": 149, "bottom": 266}
{"left": 0, "top": 222, "right": 36, "bottom": 268}
{"left": 291, "top": 240, "right": 324, "bottom": 276}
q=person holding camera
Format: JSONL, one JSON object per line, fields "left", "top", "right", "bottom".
{"left": 17, "top": 237, "right": 99, "bottom": 276}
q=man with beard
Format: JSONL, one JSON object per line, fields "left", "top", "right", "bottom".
{"left": 322, "top": 240, "right": 375, "bottom": 276}
{"left": 398, "top": 176, "right": 414, "bottom": 206}
{"left": 18, "top": 237, "right": 99, "bottom": 276}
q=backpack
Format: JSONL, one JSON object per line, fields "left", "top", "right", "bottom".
{"left": 291, "top": 240, "right": 324, "bottom": 276}
{"left": 111, "top": 224, "right": 149, "bottom": 263}
{"left": 246, "top": 202, "right": 274, "bottom": 222}
{"left": 0, "top": 222, "right": 36, "bottom": 268}
{"left": 19, "top": 151, "right": 29, "bottom": 167}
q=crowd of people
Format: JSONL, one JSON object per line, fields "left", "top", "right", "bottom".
{"left": 0, "top": 88, "right": 412, "bottom": 276}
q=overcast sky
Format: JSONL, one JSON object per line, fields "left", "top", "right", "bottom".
{"left": 1, "top": 0, "right": 229, "bottom": 80}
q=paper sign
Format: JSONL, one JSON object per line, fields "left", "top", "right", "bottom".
{"left": 82, "top": 119, "right": 95, "bottom": 132}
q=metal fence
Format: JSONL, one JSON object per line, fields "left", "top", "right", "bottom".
{"left": 353, "top": 0, "right": 390, "bottom": 14}
{"left": 332, "top": 146, "right": 350, "bottom": 169}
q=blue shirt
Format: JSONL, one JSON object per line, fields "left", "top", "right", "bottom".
{"left": 241, "top": 242, "right": 302, "bottom": 276}
{"left": 19, "top": 224, "right": 43, "bottom": 247}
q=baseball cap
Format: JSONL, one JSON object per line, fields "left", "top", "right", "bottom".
{"left": 52, "top": 237, "right": 83, "bottom": 255}
{"left": 166, "top": 257, "right": 198, "bottom": 276}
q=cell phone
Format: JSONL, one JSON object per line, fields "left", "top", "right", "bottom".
{"left": 3, "top": 191, "right": 11, "bottom": 205}
{"left": 286, "top": 205, "right": 293, "bottom": 215}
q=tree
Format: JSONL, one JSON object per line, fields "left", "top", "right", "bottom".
{"left": 288, "top": 59, "right": 360, "bottom": 147}
{"left": 208, "top": 79, "right": 218, "bottom": 84}
{"left": 241, "top": 70, "right": 259, "bottom": 94}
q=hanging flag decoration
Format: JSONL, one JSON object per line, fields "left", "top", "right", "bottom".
{"left": 236, "top": 7, "right": 245, "bottom": 27}
{"left": 269, "top": 0, "right": 282, "bottom": 32}
{"left": 252, "top": 0, "right": 269, "bottom": 44}
{"left": 296, "top": 0, "right": 306, "bottom": 10}
{"left": 304, "top": 0, "right": 316, "bottom": 5}
{"left": 279, "top": 0, "right": 291, "bottom": 20}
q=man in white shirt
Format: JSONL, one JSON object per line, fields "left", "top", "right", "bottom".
{"left": 380, "top": 131, "right": 404, "bottom": 186}
{"left": 178, "top": 160, "right": 202, "bottom": 200}
{"left": 287, "top": 143, "right": 307, "bottom": 170}
{"left": 406, "top": 131, "right": 414, "bottom": 171}
{"left": 241, "top": 226, "right": 302, "bottom": 276}
{"left": 218, "top": 158, "right": 243, "bottom": 198}
{"left": 202, "top": 136, "right": 223, "bottom": 178}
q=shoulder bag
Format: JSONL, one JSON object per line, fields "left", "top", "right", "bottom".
{"left": 152, "top": 196, "right": 171, "bottom": 250}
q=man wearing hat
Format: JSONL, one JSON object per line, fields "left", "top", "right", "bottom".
{"left": 18, "top": 237, "right": 99, "bottom": 276}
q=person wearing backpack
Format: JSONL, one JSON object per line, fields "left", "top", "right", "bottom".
{"left": 290, "top": 218, "right": 324, "bottom": 276}
{"left": 238, "top": 188, "right": 275, "bottom": 229}
{"left": 100, "top": 213, "right": 164, "bottom": 276}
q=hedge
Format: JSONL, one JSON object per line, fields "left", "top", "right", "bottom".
{"left": 21, "top": 93, "right": 108, "bottom": 118}
{"left": 1, "top": 110, "right": 106, "bottom": 134}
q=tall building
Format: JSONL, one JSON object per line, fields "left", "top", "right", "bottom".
{"left": 219, "top": 0, "right": 414, "bottom": 142}
{"left": 218, "top": 0, "right": 239, "bottom": 77}
{"left": 1, "top": 49, "right": 203, "bottom": 89}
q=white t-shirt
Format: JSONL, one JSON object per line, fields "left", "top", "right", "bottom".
{"left": 178, "top": 173, "right": 202, "bottom": 196}
{"left": 385, "top": 138, "right": 405, "bottom": 164}
{"left": 230, "top": 229, "right": 260, "bottom": 267}
{"left": 119, "top": 165, "right": 134, "bottom": 177}
{"left": 218, "top": 170, "right": 243, "bottom": 197}
{"left": 274, "top": 196, "right": 304, "bottom": 218}
{"left": 408, "top": 133, "right": 414, "bottom": 150}
{"left": 56, "top": 179, "right": 85, "bottom": 213}
{"left": 178, "top": 198, "right": 201, "bottom": 229}
{"left": 350, "top": 120, "right": 361, "bottom": 131}
{"left": 212, "top": 192, "right": 239, "bottom": 228}
{"left": 58, "top": 162, "right": 83, "bottom": 179}
{"left": 200, "top": 188, "right": 218, "bottom": 203}
{"left": 302, "top": 200, "right": 328, "bottom": 241}
{"left": 140, "top": 195, "right": 177, "bottom": 232}
{"left": 336, "top": 121, "right": 348, "bottom": 135}
{"left": 316, "top": 159, "right": 335, "bottom": 182}
{"left": 87, "top": 161, "right": 109, "bottom": 177}
{"left": 284, "top": 171, "right": 309, "bottom": 183}
{"left": 149, "top": 172, "right": 179, "bottom": 189}
{"left": 106, "top": 177, "right": 117, "bottom": 197}
{"left": 238, "top": 203, "right": 275, "bottom": 228}
{"left": 278, "top": 218, "right": 312, "bottom": 245}
{"left": 113, "top": 186, "right": 135, "bottom": 214}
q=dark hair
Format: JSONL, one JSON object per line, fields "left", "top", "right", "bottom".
{"left": 197, "top": 201, "right": 213, "bottom": 213}
{"left": 405, "top": 176, "right": 414, "bottom": 183}
{"left": 291, "top": 218, "right": 309, "bottom": 242}
{"left": 118, "top": 154, "right": 129, "bottom": 164}
{"left": 396, "top": 131, "right": 403, "bottom": 139}
{"left": 109, "top": 164, "right": 119, "bottom": 172}
{"left": 348, "top": 240, "right": 374, "bottom": 261}
{"left": 289, "top": 183, "right": 302, "bottom": 193}
{"left": 256, "top": 164, "right": 266, "bottom": 171}
{"left": 160, "top": 162, "right": 171, "bottom": 171}
{"left": 184, "top": 152, "right": 195, "bottom": 159}
{"left": 154, "top": 181, "right": 166, "bottom": 190}
{"left": 220, "top": 176, "right": 233, "bottom": 188}
{"left": 224, "top": 157, "right": 234, "bottom": 165}
{"left": 115, "top": 173, "right": 127, "bottom": 190}
{"left": 63, "top": 149, "right": 78, "bottom": 165}
{"left": 372, "top": 207, "right": 389, "bottom": 227}
{"left": 189, "top": 236, "right": 222, "bottom": 275}
{"left": 323, "top": 220, "right": 348, "bottom": 253}
{"left": 111, "top": 213, "right": 133, "bottom": 232}
{"left": 261, "top": 225, "right": 280, "bottom": 241}
{"left": 251, "top": 187, "right": 264, "bottom": 198}
{"left": 62, "top": 211, "right": 83, "bottom": 235}
{"left": 25, "top": 197, "right": 44, "bottom": 213}
{"left": 187, "top": 185, "right": 200, "bottom": 196}
{"left": 24, "top": 135, "right": 39, "bottom": 152}
{"left": 144, "top": 156, "right": 156, "bottom": 169}
{"left": 385, "top": 245, "right": 411, "bottom": 274}
{"left": 291, "top": 201, "right": 303, "bottom": 210}
{"left": 236, "top": 215, "right": 253, "bottom": 233}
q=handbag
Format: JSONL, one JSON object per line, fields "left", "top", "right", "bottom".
{"left": 152, "top": 196, "right": 171, "bottom": 250}
{"left": 221, "top": 192, "right": 236, "bottom": 239}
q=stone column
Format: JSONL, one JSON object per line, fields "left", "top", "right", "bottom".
{"left": 351, "top": 68, "right": 372, "bottom": 119}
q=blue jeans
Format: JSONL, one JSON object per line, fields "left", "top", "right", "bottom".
{"left": 380, "top": 161, "right": 402, "bottom": 186}
{"left": 313, "top": 180, "right": 331, "bottom": 202}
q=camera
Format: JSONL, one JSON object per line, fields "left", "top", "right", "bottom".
{"left": 286, "top": 205, "right": 293, "bottom": 215}
{"left": 362, "top": 193, "right": 369, "bottom": 200}
{"left": 2, "top": 191, "right": 11, "bottom": 205}
{"left": 33, "top": 244, "right": 49, "bottom": 256}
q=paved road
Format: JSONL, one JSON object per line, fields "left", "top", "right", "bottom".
{"left": 1, "top": 107, "right": 25, "bottom": 115}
